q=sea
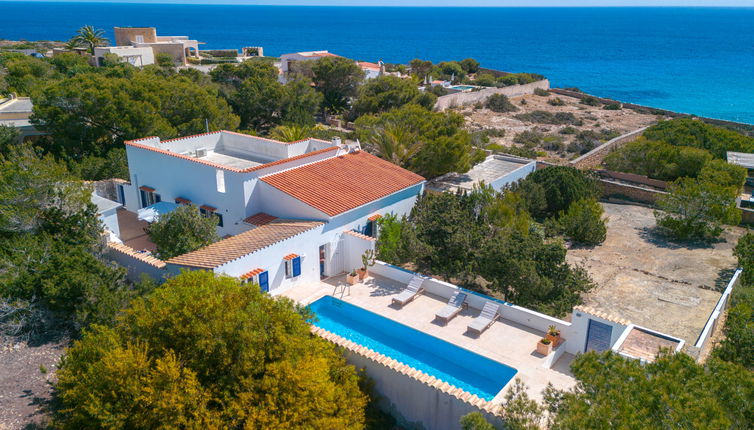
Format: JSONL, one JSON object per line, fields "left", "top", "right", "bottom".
{"left": 1, "top": 2, "right": 753, "bottom": 124}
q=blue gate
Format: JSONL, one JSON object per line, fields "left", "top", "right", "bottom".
{"left": 585, "top": 319, "right": 613, "bottom": 352}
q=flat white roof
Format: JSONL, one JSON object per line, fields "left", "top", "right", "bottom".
{"left": 727, "top": 151, "right": 754, "bottom": 169}
{"left": 429, "top": 154, "right": 535, "bottom": 192}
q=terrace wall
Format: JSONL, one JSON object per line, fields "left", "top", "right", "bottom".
{"left": 569, "top": 127, "right": 648, "bottom": 169}
{"left": 434, "top": 80, "right": 550, "bottom": 112}
{"left": 105, "top": 242, "right": 166, "bottom": 282}
{"left": 690, "top": 268, "right": 742, "bottom": 361}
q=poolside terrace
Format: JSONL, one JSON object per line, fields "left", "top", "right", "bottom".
{"left": 282, "top": 273, "right": 577, "bottom": 403}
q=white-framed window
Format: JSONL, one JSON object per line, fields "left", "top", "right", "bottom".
{"left": 216, "top": 169, "right": 226, "bottom": 193}
{"left": 135, "top": 35, "right": 144, "bottom": 43}
{"left": 139, "top": 186, "right": 160, "bottom": 208}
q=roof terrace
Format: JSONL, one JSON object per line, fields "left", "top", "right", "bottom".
{"left": 125, "top": 131, "right": 336, "bottom": 172}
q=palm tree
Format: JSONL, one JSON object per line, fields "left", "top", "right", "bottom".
{"left": 269, "top": 124, "right": 312, "bottom": 143}
{"left": 367, "top": 123, "right": 423, "bottom": 168}
{"left": 72, "top": 25, "right": 108, "bottom": 55}
{"left": 63, "top": 39, "right": 81, "bottom": 51}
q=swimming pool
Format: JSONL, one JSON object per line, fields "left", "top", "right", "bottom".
{"left": 309, "top": 296, "right": 517, "bottom": 401}
{"left": 450, "top": 85, "right": 476, "bottom": 91}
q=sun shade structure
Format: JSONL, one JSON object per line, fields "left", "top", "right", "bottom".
{"left": 137, "top": 201, "right": 179, "bottom": 223}
{"left": 261, "top": 151, "right": 424, "bottom": 216}
{"left": 166, "top": 219, "right": 323, "bottom": 269}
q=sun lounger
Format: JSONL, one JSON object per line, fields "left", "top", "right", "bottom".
{"left": 467, "top": 301, "right": 500, "bottom": 336}
{"left": 435, "top": 291, "right": 467, "bottom": 324}
{"left": 391, "top": 276, "right": 425, "bottom": 307}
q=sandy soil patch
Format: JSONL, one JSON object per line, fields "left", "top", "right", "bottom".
{"left": 458, "top": 92, "right": 662, "bottom": 164}
{"left": 566, "top": 202, "right": 743, "bottom": 346}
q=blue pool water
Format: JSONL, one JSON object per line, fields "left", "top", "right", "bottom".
{"left": 450, "top": 85, "right": 476, "bottom": 91}
{"left": 308, "top": 296, "right": 517, "bottom": 401}
{"left": 1, "top": 3, "right": 753, "bottom": 123}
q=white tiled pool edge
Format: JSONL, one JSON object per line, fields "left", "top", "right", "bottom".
{"left": 311, "top": 325, "right": 508, "bottom": 426}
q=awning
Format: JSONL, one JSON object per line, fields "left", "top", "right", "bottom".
{"left": 137, "top": 201, "right": 180, "bottom": 223}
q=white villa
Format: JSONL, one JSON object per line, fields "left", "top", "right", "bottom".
{"left": 115, "top": 130, "right": 424, "bottom": 294}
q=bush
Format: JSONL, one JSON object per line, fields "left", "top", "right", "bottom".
{"left": 603, "top": 138, "right": 714, "bottom": 181}
{"left": 489, "top": 144, "right": 538, "bottom": 159}
{"left": 542, "top": 135, "right": 565, "bottom": 151}
{"left": 146, "top": 205, "right": 219, "bottom": 260}
{"left": 548, "top": 97, "right": 565, "bottom": 106}
{"left": 534, "top": 87, "right": 550, "bottom": 97}
{"left": 54, "top": 271, "right": 368, "bottom": 429}
{"left": 580, "top": 96, "right": 601, "bottom": 106}
{"left": 559, "top": 126, "right": 578, "bottom": 135}
{"left": 654, "top": 177, "right": 740, "bottom": 241}
{"left": 513, "top": 130, "right": 543, "bottom": 148}
{"left": 558, "top": 198, "right": 607, "bottom": 245}
{"left": 473, "top": 73, "right": 496, "bottom": 87}
{"left": 515, "top": 110, "right": 582, "bottom": 126}
{"left": 644, "top": 118, "right": 754, "bottom": 159}
{"left": 603, "top": 103, "right": 622, "bottom": 110}
{"left": 515, "top": 165, "right": 599, "bottom": 219}
{"left": 485, "top": 94, "right": 518, "bottom": 113}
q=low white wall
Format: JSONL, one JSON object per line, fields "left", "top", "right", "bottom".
{"left": 343, "top": 231, "right": 376, "bottom": 274}
{"left": 435, "top": 80, "right": 550, "bottom": 111}
{"left": 694, "top": 269, "right": 742, "bottom": 350}
{"left": 370, "top": 261, "right": 572, "bottom": 335}
{"left": 346, "top": 351, "right": 504, "bottom": 430}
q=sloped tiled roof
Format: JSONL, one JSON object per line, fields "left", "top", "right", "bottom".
{"left": 260, "top": 151, "right": 424, "bottom": 217}
{"left": 166, "top": 219, "right": 323, "bottom": 269}
{"left": 244, "top": 212, "right": 277, "bottom": 226}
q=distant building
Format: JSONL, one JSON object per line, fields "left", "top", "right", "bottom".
{"left": 94, "top": 46, "right": 155, "bottom": 67}
{"left": 113, "top": 27, "right": 200, "bottom": 65}
{"left": 427, "top": 154, "right": 537, "bottom": 193}
{"left": 0, "top": 95, "right": 44, "bottom": 138}
{"left": 356, "top": 60, "right": 383, "bottom": 79}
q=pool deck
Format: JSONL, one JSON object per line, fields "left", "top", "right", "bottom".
{"left": 281, "top": 274, "right": 576, "bottom": 403}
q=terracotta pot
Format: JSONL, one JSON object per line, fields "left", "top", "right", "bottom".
{"left": 346, "top": 273, "right": 359, "bottom": 285}
{"left": 357, "top": 268, "right": 368, "bottom": 280}
{"left": 546, "top": 333, "right": 561, "bottom": 346}
{"left": 536, "top": 340, "right": 552, "bottom": 356}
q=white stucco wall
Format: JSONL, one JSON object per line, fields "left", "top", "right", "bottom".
{"left": 100, "top": 207, "right": 120, "bottom": 237}
{"left": 94, "top": 46, "right": 155, "bottom": 67}
{"left": 489, "top": 160, "right": 537, "bottom": 192}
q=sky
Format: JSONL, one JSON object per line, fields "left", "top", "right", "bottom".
{"left": 6, "top": 0, "right": 754, "bottom": 6}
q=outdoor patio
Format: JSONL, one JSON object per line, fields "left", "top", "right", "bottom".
{"left": 281, "top": 273, "right": 577, "bottom": 402}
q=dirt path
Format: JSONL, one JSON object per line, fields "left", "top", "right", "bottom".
{"left": 0, "top": 338, "right": 68, "bottom": 430}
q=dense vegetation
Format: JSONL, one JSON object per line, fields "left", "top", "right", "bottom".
{"left": 0, "top": 141, "right": 133, "bottom": 336}
{"left": 54, "top": 271, "right": 367, "bottom": 429}
{"left": 377, "top": 169, "right": 601, "bottom": 317}
{"left": 146, "top": 204, "right": 219, "bottom": 260}
{"left": 604, "top": 119, "right": 749, "bottom": 241}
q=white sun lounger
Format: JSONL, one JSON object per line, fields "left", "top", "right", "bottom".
{"left": 435, "top": 291, "right": 467, "bottom": 324}
{"left": 391, "top": 276, "right": 425, "bottom": 307}
{"left": 467, "top": 301, "right": 500, "bottom": 336}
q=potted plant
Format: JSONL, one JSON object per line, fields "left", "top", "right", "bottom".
{"left": 537, "top": 337, "right": 552, "bottom": 356}
{"left": 546, "top": 325, "right": 561, "bottom": 346}
{"left": 346, "top": 269, "right": 359, "bottom": 285}
{"left": 357, "top": 249, "right": 376, "bottom": 280}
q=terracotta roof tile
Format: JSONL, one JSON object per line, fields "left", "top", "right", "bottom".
{"left": 243, "top": 212, "right": 277, "bottom": 226}
{"left": 175, "top": 197, "right": 192, "bottom": 205}
{"left": 283, "top": 253, "right": 299, "bottom": 261}
{"left": 368, "top": 214, "right": 382, "bottom": 221}
{"left": 166, "top": 219, "right": 322, "bottom": 269}
{"left": 200, "top": 205, "right": 216, "bottom": 212}
{"left": 139, "top": 185, "right": 155, "bottom": 192}
{"left": 261, "top": 151, "right": 424, "bottom": 217}
{"left": 240, "top": 268, "right": 265, "bottom": 280}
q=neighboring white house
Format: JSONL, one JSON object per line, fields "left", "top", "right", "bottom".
{"left": 118, "top": 130, "right": 425, "bottom": 294}
{"left": 279, "top": 50, "right": 383, "bottom": 82}
{"left": 355, "top": 60, "right": 383, "bottom": 79}
{"left": 94, "top": 46, "right": 155, "bottom": 67}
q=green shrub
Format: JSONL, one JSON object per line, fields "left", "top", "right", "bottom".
{"left": 580, "top": 96, "right": 601, "bottom": 106}
{"left": 515, "top": 110, "right": 582, "bottom": 125}
{"left": 542, "top": 135, "right": 565, "bottom": 151}
{"left": 473, "top": 73, "right": 496, "bottom": 87}
{"left": 513, "top": 130, "right": 544, "bottom": 147}
{"left": 485, "top": 94, "right": 518, "bottom": 113}
{"left": 488, "top": 144, "right": 538, "bottom": 159}
{"left": 534, "top": 87, "right": 550, "bottom": 97}
{"left": 558, "top": 198, "right": 607, "bottom": 245}
{"left": 603, "top": 103, "right": 622, "bottom": 110}
{"left": 514, "top": 165, "right": 599, "bottom": 219}
{"left": 560, "top": 126, "right": 578, "bottom": 135}
{"left": 548, "top": 97, "right": 565, "bottom": 106}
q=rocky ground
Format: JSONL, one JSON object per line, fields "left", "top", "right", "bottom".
{"left": 0, "top": 336, "right": 68, "bottom": 430}
{"left": 457, "top": 92, "right": 663, "bottom": 164}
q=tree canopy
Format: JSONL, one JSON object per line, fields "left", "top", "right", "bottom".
{"left": 352, "top": 75, "right": 435, "bottom": 117}
{"left": 146, "top": 204, "right": 219, "bottom": 260}
{"left": 355, "top": 104, "right": 483, "bottom": 178}
{"left": 513, "top": 166, "right": 599, "bottom": 219}
{"left": 54, "top": 271, "right": 367, "bottom": 429}
{"left": 311, "top": 56, "right": 364, "bottom": 113}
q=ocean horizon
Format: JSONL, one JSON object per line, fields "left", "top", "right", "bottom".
{"left": 2, "top": 2, "right": 753, "bottom": 124}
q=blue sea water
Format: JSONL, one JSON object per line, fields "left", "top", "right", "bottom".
{"left": 1, "top": 2, "right": 753, "bottom": 123}
{"left": 308, "top": 295, "right": 517, "bottom": 401}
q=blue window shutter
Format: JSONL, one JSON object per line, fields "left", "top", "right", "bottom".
{"left": 292, "top": 256, "right": 301, "bottom": 277}
{"left": 140, "top": 190, "right": 147, "bottom": 207}
{"left": 258, "top": 271, "right": 269, "bottom": 292}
